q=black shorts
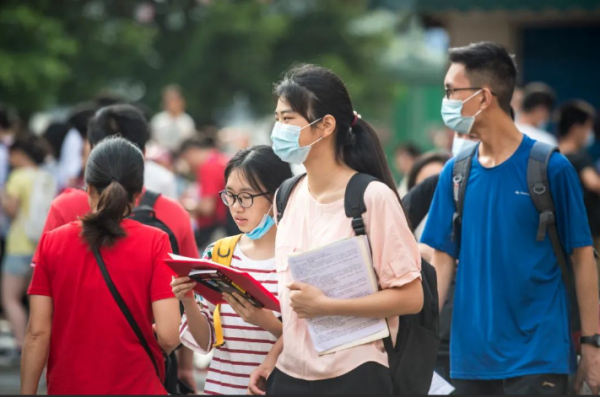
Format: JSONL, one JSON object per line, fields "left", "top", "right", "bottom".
{"left": 453, "top": 373, "right": 568, "bottom": 395}
{"left": 266, "top": 362, "right": 393, "bottom": 395}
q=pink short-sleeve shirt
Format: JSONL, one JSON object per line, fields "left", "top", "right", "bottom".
{"left": 275, "top": 177, "right": 422, "bottom": 381}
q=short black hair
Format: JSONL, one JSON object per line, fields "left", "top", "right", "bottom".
{"left": 224, "top": 145, "right": 293, "bottom": 201}
{"left": 68, "top": 102, "right": 98, "bottom": 139}
{"left": 395, "top": 143, "right": 421, "bottom": 158}
{"left": 557, "top": 100, "right": 596, "bottom": 138}
{"left": 87, "top": 104, "right": 150, "bottom": 150}
{"left": 449, "top": 41, "right": 517, "bottom": 115}
{"left": 163, "top": 84, "right": 183, "bottom": 97}
{"left": 0, "top": 103, "right": 16, "bottom": 130}
{"left": 521, "top": 82, "right": 556, "bottom": 113}
{"left": 10, "top": 134, "right": 50, "bottom": 165}
{"left": 178, "top": 136, "right": 216, "bottom": 155}
{"left": 407, "top": 151, "right": 451, "bottom": 190}
{"left": 43, "top": 122, "right": 72, "bottom": 158}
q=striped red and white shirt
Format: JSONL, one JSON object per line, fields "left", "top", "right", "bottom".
{"left": 179, "top": 243, "right": 278, "bottom": 395}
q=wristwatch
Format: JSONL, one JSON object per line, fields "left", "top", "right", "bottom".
{"left": 580, "top": 334, "right": 600, "bottom": 348}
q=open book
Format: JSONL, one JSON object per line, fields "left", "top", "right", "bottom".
{"left": 287, "top": 235, "right": 389, "bottom": 355}
{"left": 166, "top": 254, "right": 280, "bottom": 312}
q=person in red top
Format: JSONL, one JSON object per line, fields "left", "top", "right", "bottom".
{"left": 179, "top": 137, "right": 233, "bottom": 249}
{"left": 21, "top": 137, "right": 181, "bottom": 395}
{"left": 38, "top": 104, "right": 199, "bottom": 392}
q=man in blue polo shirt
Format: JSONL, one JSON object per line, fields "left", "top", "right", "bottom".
{"left": 422, "top": 42, "right": 600, "bottom": 395}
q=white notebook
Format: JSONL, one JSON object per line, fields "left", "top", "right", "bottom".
{"left": 287, "top": 235, "right": 389, "bottom": 355}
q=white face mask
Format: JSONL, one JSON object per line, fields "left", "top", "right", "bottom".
{"left": 452, "top": 136, "right": 478, "bottom": 157}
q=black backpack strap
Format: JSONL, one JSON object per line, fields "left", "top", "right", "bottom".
{"left": 139, "top": 190, "right": 161, "bottom": 209}
{"left": 451, "top": 144, "right": 478, "bottom": 244}
{"left": 275, "top": 173, "right": 306, "bottom": 224}
{"left": 344, "top": 173, "right": 378, "bottom": 236}
{"left": 527, "top": 141, "right": 571, "bottom": 287}
{"left": 92, "top": 247, "right": 160, "bottom": 379}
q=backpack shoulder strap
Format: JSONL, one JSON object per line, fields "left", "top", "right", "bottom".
{"left": 275, "top": 173, "right": 306, "bottom": 224}
{"left": 212, "top": 234, "right": 243, "bottom": 267}
{"left": 451, "top": 144, "right": 478, "bottom": 243}
{"left": 344, "top": 173, "right": 378, "bottom": 236}
{"left": 139, "top": 190, "right": 161, "bottom": 209}
{"left": 209, "top": 234, "right": 243, "bottom": 349}
{"left": 527, "top": 141, "right": 571, "bottom": 286}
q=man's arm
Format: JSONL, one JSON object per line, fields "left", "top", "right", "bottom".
{"left": 580, "top": 167, "right": 600, "bottom": 195}
{"left": 431, "top": 249, "right": 456, "bottom": 312}
{"left": 572, "top": 246, "right": 600, "bottom": 394}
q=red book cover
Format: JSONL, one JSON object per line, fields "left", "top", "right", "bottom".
{"left": 166, "top": 255, "right": 280, "bottom": 312}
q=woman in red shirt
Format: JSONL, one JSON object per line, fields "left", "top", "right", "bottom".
{"left": 21, "top": 137, "right": 181, "bottom": 395}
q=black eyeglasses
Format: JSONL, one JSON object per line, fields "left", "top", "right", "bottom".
{"left": 445, "top": 87, "right": 497, "bottom": 100}
{"left": 219, "top": 190, "right": 270, "bottom": 208}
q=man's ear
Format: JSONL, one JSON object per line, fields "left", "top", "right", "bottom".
{"left": 480, "top": 88, "right": 495, "bottom": 111}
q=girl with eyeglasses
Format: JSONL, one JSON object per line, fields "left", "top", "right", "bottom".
{"left": 170, "top": 145, "right": 292, "bottom": 395}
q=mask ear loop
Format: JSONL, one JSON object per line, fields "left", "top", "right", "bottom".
{"left": 461, "top": 89, "right": 483, "bottom": 104}
{"left": 300, "top": 117, "right": 325, "bottom": 148}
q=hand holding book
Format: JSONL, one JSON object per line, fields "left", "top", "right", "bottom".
{"left": 288, "top": 281, "right": 330, "bottom": 319}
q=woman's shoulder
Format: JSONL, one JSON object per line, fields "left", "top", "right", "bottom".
{"left": 364, "top": 180, "right": 399, "bottom": 203}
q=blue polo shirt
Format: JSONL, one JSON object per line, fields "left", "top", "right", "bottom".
{"left": 421, "top": 135, "right": 592, "bottom": 380}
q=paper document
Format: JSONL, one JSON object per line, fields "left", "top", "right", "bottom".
{"left": 287, "top": 236, "right": 389, "bottom": 355}
{"left": 428, "top": 372, "right": 455, "bottom": 395}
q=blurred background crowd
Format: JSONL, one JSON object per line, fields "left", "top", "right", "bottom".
{"left": 1, "top": 0, "right": 600, "bottom": 393}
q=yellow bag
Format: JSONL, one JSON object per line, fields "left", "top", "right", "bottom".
{"left": 210, "top": 234, "right": 243, "bottom": 348}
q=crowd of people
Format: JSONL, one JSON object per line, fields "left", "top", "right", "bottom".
{"left": 0, "top": 40, "right": 598, "bottom": 395}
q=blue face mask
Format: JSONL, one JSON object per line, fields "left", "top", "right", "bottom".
{"left": 245, "top": 207, "right": 275, "bottom": 240}
{"left": 441, "top": 90, "right": 483, "bottom": 135}
{"left": 271, "top": 119, "right": 323, "bottom": 164}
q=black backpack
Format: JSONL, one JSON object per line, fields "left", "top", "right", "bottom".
{"left": 128, "top": 190, "right": 189, "bottom": 394}
{"left": 452, "top": 141, "right": 581, "bottom": 341}
{"left": 276, "top": 173, "right": 440, "bottom": 395}
{"left": 130, "top": 191, "right": 180, "bottom": 255}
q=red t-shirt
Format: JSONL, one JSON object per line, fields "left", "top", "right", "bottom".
{"left": 42, "top": 188, "right": 199, "bottom": 259}
{"left": 28, "top": 219, "right": 175, "bottom": 395}
{"left": 196, "top": 150, "right": 228, "bottom": 228}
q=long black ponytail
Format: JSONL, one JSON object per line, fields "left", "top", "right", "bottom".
{"left": 274, "top": 64, "right": 401, "bottom": 201}
{"left": 81, "top": 136, "right": 144, "bottom": 250}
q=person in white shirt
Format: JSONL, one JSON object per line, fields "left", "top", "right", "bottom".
{"left": 515, "top": 82, "right": 557, "bottom": 146}
{"left": 144, "top": 160, "right": 177, "bottom": 199}
{"left": 150, "top": 85, "right": 196, "bottom": 152}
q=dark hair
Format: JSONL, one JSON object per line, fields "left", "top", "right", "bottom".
{"left": 81, "top": 137, "right": 144, "bottom": 250}
{"left": 449, "top": 41, "right": 517, "bottom": 115}
{"left": 224, "top": 145, "right": 293, "bottom": 201}
{"left": 407, "top": 151, "right": 451, "bottom": 190}
{"left": 10, "top": 134, "right": 50, "bottom": 165}
{"left": 557, "top": 100, "right": 596, "bottom": 138}
{"left": 163, "top": 84, "right": 183, "bottom": 97}
{"left": 68, "top": 102, "right": 98, "bottom": 139}
{"left": 274, "top": 64, "right": 400, "bottom": 199}
{"left": 43, "top": 122, "right": 72, "bottom": 159}
{"left": 594, "top": 116, "right": 600, "bottom": 141}
{"left": 521, "top": 83, "right": 556, "bottom": 113}
{"left": 395, "top": 143, "right": 421, "bottom": 158}
{"left": 87, "top": 104, "right": 150, "bottom": 150}
{"left": 94, "top": 91, "right": 127, "bottom": 108}
{"left": 178, "top": 136, "right": 216, "bottom": 155}
{"left": 0, "top": 103, "right": 16, "bottom": 130}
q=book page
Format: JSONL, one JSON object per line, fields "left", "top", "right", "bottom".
{"left": 428, "top": 372, "right": 455, "bottom": 395}
{"left": 288, "top": 236, "right": 388, "bottom": 353}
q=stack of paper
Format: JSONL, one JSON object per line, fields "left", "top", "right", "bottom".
{"left": 287, "top": 235, "right": 389, "bottom": 355}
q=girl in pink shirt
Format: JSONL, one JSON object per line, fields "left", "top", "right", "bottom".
{"left": 248, "top": 65, "right": 423, "bottom": 395}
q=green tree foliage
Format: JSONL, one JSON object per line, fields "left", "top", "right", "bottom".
{"left": 0, "top": 0, "right": 399, "bottom": 125}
